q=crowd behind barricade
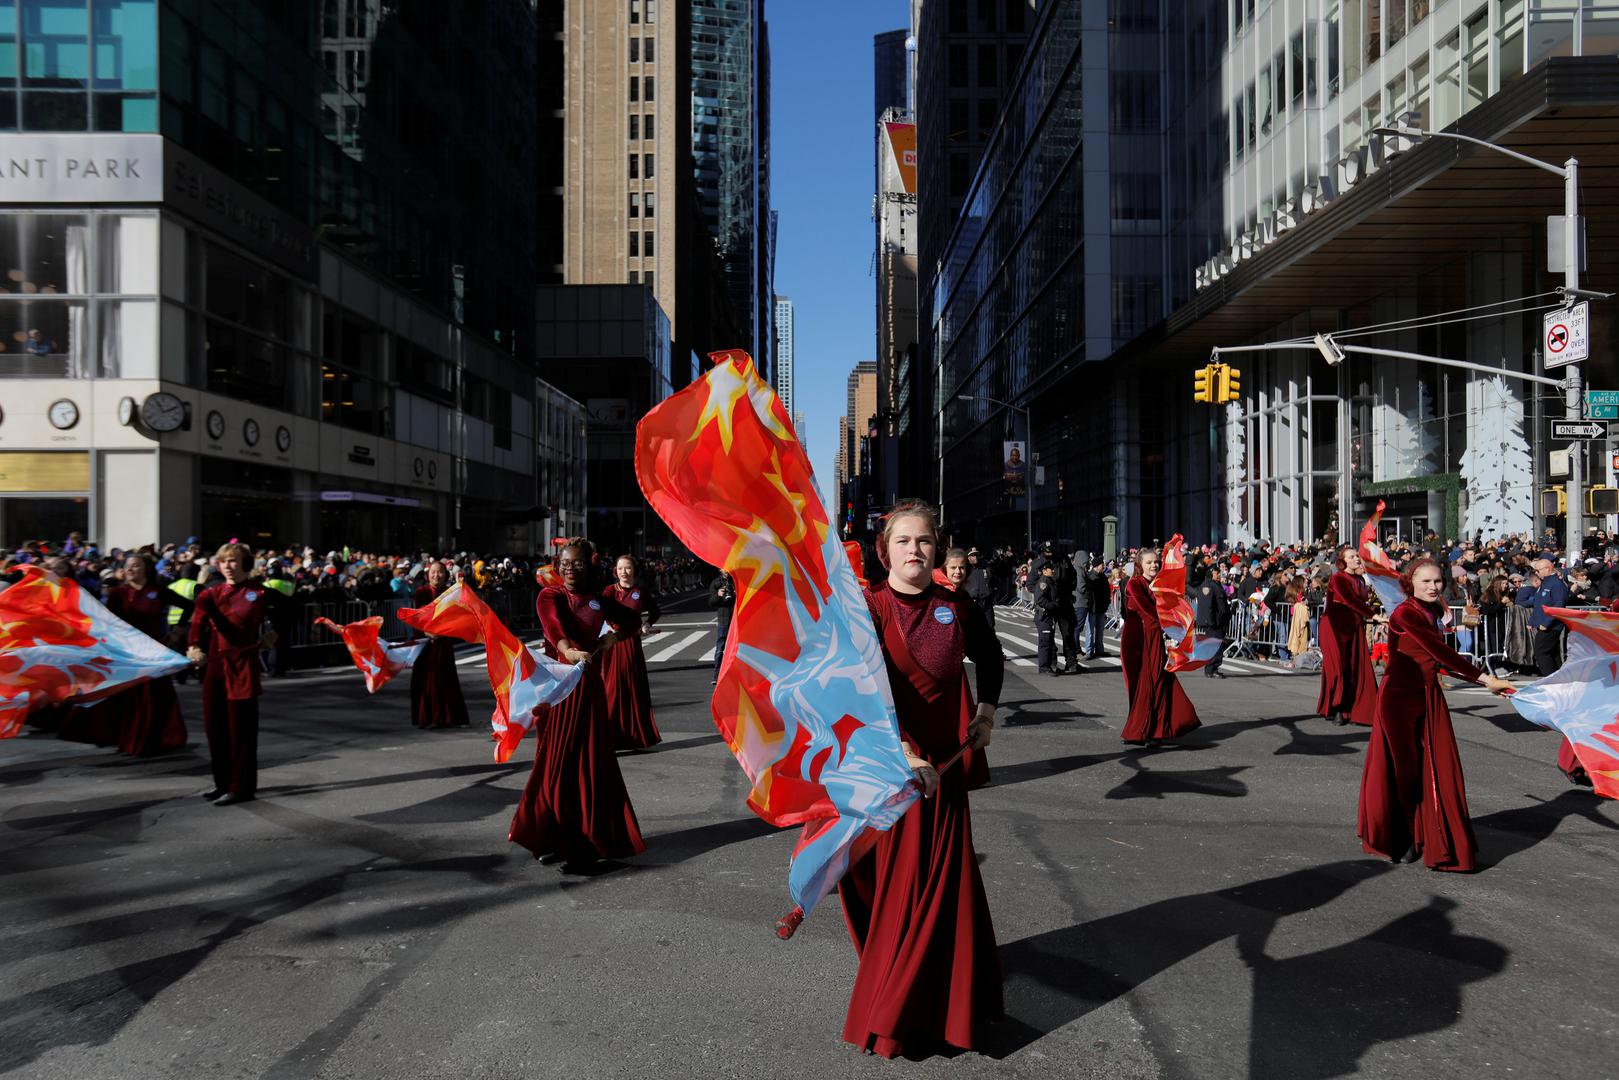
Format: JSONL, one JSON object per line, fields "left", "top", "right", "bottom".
{"left": 948, "top": 526, "right": 1619, "bottom": 677}
{"left": 0, "top": 532, "right": 711, "bottom": 672}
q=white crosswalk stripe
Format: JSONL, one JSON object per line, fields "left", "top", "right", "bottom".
{"left": 647, "top": 630, "right": 707, "bottom": 663}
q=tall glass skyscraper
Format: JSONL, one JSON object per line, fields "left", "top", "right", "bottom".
{"left": 690, "top": 0, "right": 772, "bottom": 376}
{"left": 0, "top": 0, "right": 584, "bottom": 551}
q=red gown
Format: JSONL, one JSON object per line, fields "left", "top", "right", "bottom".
{"left": 410, "top": 583, "right": 470, "bottom": 729}
{"left": 509, "top": 586, "right": 646, "bottom": 862}
{"left": 599, "top": 583, "right": 662, "bottom": 750}
{"left": 1358, "top": 599, "right": 1482, "bottom": 871}
{"left": 189, "top": 579, "right": 271, "bottom": 798}
{"left": 838, "top": 581, "right": 1004, "bottom": 1058}
{"left": 1120, "top": 575, "right": 1201, "bottom": 743}
{"left": 1316, "top": 571, "right": 1379, "bottom": 726}
{"left": 57, "top": 582, "right": 186, "bottom": 755}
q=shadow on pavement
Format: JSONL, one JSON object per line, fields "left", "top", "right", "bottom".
{"left": 992, "top": 858, "right": 1506, "bottom": 1074}
{"left": 637, "top": 815, "right": 777, "bottom": 867}
{"left": 1472, "top": 788, "right": 1618, "bottom": 869}
{"left": 1103, "top": 756, "right": 1250, "bottom": 800}
{"left": 981, "top": 750, "right": 1132, "bottom": 791}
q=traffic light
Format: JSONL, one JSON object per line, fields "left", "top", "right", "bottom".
{"left": 1219, "top": 365, "right": 1242, "bottom": 403}
{"left": 1540, "top": 487, "right": 1567, "bottom": 516}
{"left": 1193, "top": 364, "right": 1213, "bottom": 403}
{"left": 1589, "top": 486, "right": 1619, "bottom": 515}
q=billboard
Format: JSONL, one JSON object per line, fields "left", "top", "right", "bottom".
{"left": 884, "top": 122, "right": 917, "bottom": 196}
{"left": 1003, "top": 440, "right": 1026, "bottom": 496}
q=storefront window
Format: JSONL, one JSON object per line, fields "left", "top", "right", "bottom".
{"left": 1586, "top": 2, "right": 1619, "bottom": 55}
{"left": 95, "top": 214, "right": 157, "bottom": 294}
{"left": 96, "top": 298, "right": 154, "bottom": 376}
{"left": 0, "top": 296, "right": 87, "bottom": 376}
{"left": 1464, "top": 12, "right": 1489, "bottom": 110}
{"left": 1499, "top": 0, "right": 1526, "bottom": 82}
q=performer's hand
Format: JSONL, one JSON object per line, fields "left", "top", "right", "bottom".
{"left": 186, "top": 647, "right": 205, "bottom": 665}
{"left": 969, "top": 703, "right": 996, "bottom": 749}
{"left": 562, "top": 647, "right": 590, "bottom": 664}
{"left": 1480, "top": 674, "right": 1514, "bottom": 695}
{"left": 906, "top": 755, "right": 939, "bottom": 799}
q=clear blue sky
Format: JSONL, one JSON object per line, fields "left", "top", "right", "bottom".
{"left": 770, "top": 1, "right": 907, "bottom": 503}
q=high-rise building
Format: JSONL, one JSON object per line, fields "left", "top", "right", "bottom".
{"left": 793, "top": 410, "right": 807, "bottom": 453}
{"left": 875, "top": 113, "right": 918, "bottom": 511}
{"left": 838, "top": 360, "right": 878, "bottom": 524}
{"left": 911, "top": 0, "right": 1035, "bottom": 503}
{"left": 691, "top": 0, "right": 772, "bottom": 376}
{"left": 773, "top": 294, "right": 794, "bottom": 413}
{"left": 929, "top": 0, "right": 1619, "bottom": 550}
{"left": 874, "top": 28, "right": 910, "bottom": 120}
{"left": 0, "top": 0, "right": 581, "bottom": 552}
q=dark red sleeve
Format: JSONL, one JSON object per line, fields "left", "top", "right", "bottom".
{"left": 960, "top": 598, "right": 1003, "bottom": 707}
{"left": 642, "top": 589, "right": 661, "bottom": 626}
{"left": 1330, "top": 573, "right": 1374, "bottom": 620}
{"left": 1127, "top": 577, "right": 1160, "bottom": 632}
{"left": 536, "top": 590, "right": 572, "bottom": 646}
{"left": 187, "top": 588, "right": 214, "bottom": 649}
{"left": 1395, "top": 604, "right": 1484, "bottom": 682}
{"left": 599, "top": 592, "right": 638, "bottom": 628}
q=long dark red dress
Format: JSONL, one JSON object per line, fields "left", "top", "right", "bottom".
{"left": 1120, "top": 575, "right": 1201, "bottom": 744}
{"left": 838, "top": 581, "right": 1004, "bottom": 1058}
{"left": 599, "top": 583, "right": 661, "bottom": 750}
{"left": 410, "top": 583, "right": 470, "bottom": 729}
{"left": 1317, "top": 571, "right": 1379, "bottom": 726}
{"left": 1358, "top": 599, "right": 1482, "bottom": 872}
{"left": 508, "top": 586, "right": 646, "bottom": 863}
{"left": 59, "top": 582, "right": 186, "bottom": 756}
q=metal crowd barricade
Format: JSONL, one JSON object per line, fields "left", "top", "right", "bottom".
{"left": 1222, "top": 599, "right": 1326, "bottom": 661}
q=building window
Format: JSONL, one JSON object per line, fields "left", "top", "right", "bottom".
{"left": 628, "top": 153, "right": 639, "bottom": 179}
{"left": 1499, "top": 0, "right": 1526, "bottom": 82}
{"left": 949, "top": 44, "right": 968, "bottom": 88}
{"left": 629, "top": 113, "right": 639, "bottom": 139}
{"left": 644, "top": 37, "right": 655, "bottom": 64}
{"left": 949, "top": 97, "right": 968, "bottom": 138}
{"left": 629, "top": 37, "right": 639, "bottom": 63}
{"left": 629, "top": 192, "right": 640, "bottom": 218}
{"left": 345, "top": 48, "right": 366, "bottom": 91}
{"left": 645, "top": 0, "right": 656, "bottom": 22}
{"left": 643, "top": 271, "right": 653, "bottom": 291}
{"left": 644, "top": 76, "right": 653, "bottom": 101}
{"left": 629, "top": 75, "right": 638, "bottom": 101}
{"left": 630, "top": 0, "right": 639, "bottom": 23}
{"left": 643, "top": 191, "right": 656, "bottom": 218}
{"left": 643, "top": 230, "right": 654, "bottom": 258}
{"left": 629, "top": 231, "right": 639, "bottom": 257}
{"left": 644, "top": 112, "right": 654, "bottom": 138}
{"left": 643, "top": 153, "right": 654, "bottom": 178}
{"left": 977, "top": 44, "right": 997, "bottom": 86}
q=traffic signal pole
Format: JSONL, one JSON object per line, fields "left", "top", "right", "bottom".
{"left": 1563, "top": 157, "right": 1584, "bottom": 567}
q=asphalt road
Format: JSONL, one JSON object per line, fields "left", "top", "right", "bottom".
{"left": 3, "top": 597, "right": 1616, "bottom": 1079}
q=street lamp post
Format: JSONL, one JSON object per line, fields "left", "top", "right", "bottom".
{"left": 957, "top": 394, "right": 1033, "bottom": 555}
{"left": 1373, "top": 119, "right": 1592, "bottom": 568}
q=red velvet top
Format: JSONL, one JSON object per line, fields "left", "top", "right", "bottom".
{"left": 536, "top": 585, "right": 637, "bottom": 662}
{"left": 188, "top": 579, "right": 271, "bottom": 701}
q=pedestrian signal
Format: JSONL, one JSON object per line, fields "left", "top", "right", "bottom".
{"left": 1589, "top": 486, "right": 1619, "bottom": 515}
{"left": 1540, "top": 487, "right": 1567, "bottom": 516}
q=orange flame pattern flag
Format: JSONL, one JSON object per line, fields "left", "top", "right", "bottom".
{"left": 1, "top": 566, "right": 190, "bottom": 738}
{"left": 1357, "top": 500, "right": 1408, "bottom": 613}
{"left": 1152, "top": 535, "right": 1222, "bottom": 672}
{"left": 313, "top": 616, "right": 425, "bottom": 693}
{"left": 1508, "top": 607, "right": 1619, "bottom": 799}
{"left": 398, "top": 582, "right": 582, "bottom": 762}
{"left": 635, "top": 349, "right": 918, "bottom": 917}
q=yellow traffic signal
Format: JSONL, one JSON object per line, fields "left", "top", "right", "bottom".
{"left": 1540, "top": 487, "right": 1567, "bottom": 516}
{"left": 1589, "top": 486, "right": 1618, "bottom": 515}
{"left": 1219, "top": 365, "right": 1242, "bottom": 403}
{"left": 1193, "top": 364, "right": 1213, "bottom": 403}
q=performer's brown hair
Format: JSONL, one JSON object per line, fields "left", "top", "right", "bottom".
{"left": 875, "top": 499, "right": 941, "bottom": 570}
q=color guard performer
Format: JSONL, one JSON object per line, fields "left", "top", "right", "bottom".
{"left": 839, "top": 501, "right": 1002, "bottom": 1057}
{"left": 600, "top": 554, "right": 662, "bottom": 750}
{"left": 1120, "top": 548, "right": 1201, "bottom": 745}
{"left": 187, "top": 543, "right": 272, "bottom": 805}
{"left": 410, "top": 560, "right": 470, "bottom": 729}
{"left": 1317, "top": 546, "right": 1381, "bottom": 727}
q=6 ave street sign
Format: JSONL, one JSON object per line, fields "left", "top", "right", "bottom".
{"left": 1543, "top": 301, "right": 1590, "bottom": 369}
{"left": 1552, "top": 420, "right": 1606, "bottom": 439}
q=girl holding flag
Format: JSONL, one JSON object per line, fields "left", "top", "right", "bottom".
{"left": 1316, "top": 546, "right": 1381, "bottom": 727}
{"left": 409, "top": 560, "right": 470, "bottom": 729}
{"left": 600, "top": 554, "right": 662, "bottom": 750}
{"left": 509, "top": 538, "right": 645, "bottom": 872}
{"left": 1120, "top": 547, "right": 1201, "bottom": 745}
{"left": 839, "top": 501, "right": 1002, "bottom": 1058}
{"left": 1358, "top": 557, "right": 1512, "bottom": 871}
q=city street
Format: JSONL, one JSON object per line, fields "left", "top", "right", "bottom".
{"left": 3, "top": 599, "right": 1616, "bottom": 1080}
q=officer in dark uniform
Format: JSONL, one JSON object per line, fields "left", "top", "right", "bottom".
{"left": 1033, "top": 562, "right": 1062, "bottom": 676}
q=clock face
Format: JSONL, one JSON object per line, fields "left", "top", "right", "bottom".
{"left": 427, "top": 460, "right": 438, "bottom": 480}
{"left": 413, "top": 457, "right": 424, "bottom": 477}
{"left": 48, "top": 398, "right": 79, "bottom": 430}
{"left": 206, "top": 410, "right": 225, "bottom": 440}
{"left": 140, "top": 392, "right": 186, "bottom": 432}
{"left": 275, "top": 425, "right": 291, "bottom": 452}
{"left": 243, "top": 418, "right": 260, "bottom": 446}
{"left": 118, "top": 396, "right": 136, "bottom": 426}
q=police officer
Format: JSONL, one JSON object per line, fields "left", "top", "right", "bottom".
{"left": 1192, "top": 560, "right": 1230, "bottom": 679}
{"left": 1033, "top": 562, "right": 1062, "bottom": 676}
{"left": 1051, "top": 546, "right": 1081, "bottom": 673}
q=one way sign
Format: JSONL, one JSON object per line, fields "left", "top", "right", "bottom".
{"left": 1552, "top": 420, "right": 1605, "bottom": 440}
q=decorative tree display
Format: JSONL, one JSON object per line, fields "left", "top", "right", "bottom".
{"left": 1460, "top": 374, "right": 1533, "bottom": 538}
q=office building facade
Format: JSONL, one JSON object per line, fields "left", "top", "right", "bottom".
{"left": 930, "top": 0, "right": 1619, "bottom": 550}
{"left": 0, "top": 0, "right": 578, "bottom": 552}
{"left": 773, "top": 293, "right": 793, "bottom": 412}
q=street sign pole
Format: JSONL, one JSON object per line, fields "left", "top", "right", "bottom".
{"left": 1564, "top": 157, "right": 1584, "bottom": 568}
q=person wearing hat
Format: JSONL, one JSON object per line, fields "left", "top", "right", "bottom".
{"left": 963, "top": 548, "right": 995, "bottom": 629}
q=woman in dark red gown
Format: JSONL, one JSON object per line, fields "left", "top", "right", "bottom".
{"left": 509, "top": 539, "right": 646, "bottom": 872}
{"left": 1317, "top": 546, "right": 1381, "bottom": 727}
{"left": 1120, "top": 548, "right": 1201, "bottom": 745}
{"left": 409, "top": 560, "right": 469, "bottom": 729}
{"left": 1358, "top": 558, "right": 1512, "bottom": 871}
{"left": 62, "top": 554, "right": 188, "bottom": 756}
{"left": 838, "top": 501, "right": 1001, "bottom": 1058}
{"left": 600, "top": 554, "right": 662, "bottom": 750}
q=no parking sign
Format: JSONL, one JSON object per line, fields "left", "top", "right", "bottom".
{"left": 1543, "top": 301, "right": 1589, "bottom": 369}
